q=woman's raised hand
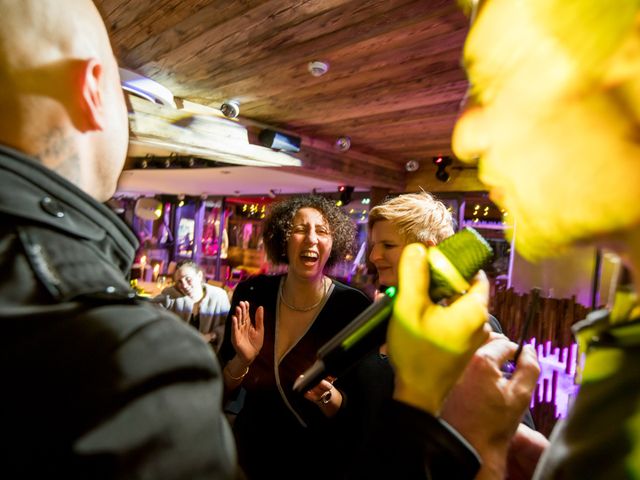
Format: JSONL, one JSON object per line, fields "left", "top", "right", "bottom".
{"left": 231, "top": 301, "right": 264, "bottom": 365}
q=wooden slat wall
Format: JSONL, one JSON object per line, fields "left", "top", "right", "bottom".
{"left": 492, "top": 289, "right": 590, "bottom": 349}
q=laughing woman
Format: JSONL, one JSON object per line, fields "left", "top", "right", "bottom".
{"left": 218, "top": 195, "right": 375, "bottom": 480}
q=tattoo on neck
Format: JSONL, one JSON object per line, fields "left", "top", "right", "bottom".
{"left": 37, "top": 127, "right": 79, "bottom": 183}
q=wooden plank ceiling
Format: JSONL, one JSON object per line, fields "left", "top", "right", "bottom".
{"left": 96, "top": 0, "right": 483, "bottom": 194}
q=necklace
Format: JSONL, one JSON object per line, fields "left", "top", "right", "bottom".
{"left": 279, "top": 278, "right": 328, "bottom": 312}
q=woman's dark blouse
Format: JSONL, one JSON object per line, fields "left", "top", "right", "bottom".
{"left": 219, "top": 274, "right": 380, "bottom": 479}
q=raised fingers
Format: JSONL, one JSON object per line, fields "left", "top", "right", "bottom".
{"left": 394, "top": 242, "right": 431, "bottom": 325}
{"left": 443, "top": 271, "right": 490, "bottom": 350}
{"left": 255, "top": 305, "right": 264, "bottom": 333}
{"left": 510, "top": 345, "right": 540, "bottom": 401}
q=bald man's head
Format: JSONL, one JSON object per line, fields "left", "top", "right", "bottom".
{"left": 0, "top": 0, "right": 129, "bottom": 201}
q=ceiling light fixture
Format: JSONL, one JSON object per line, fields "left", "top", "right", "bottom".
{"left": 119, "top": 68, "right": 176, "bottom": 108}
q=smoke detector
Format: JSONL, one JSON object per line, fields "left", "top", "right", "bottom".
{"left": 405, "top": 160, "right": 420, "bottom": 172}
{"left": 308, "top": 60, "right": 329, "bottom": 77}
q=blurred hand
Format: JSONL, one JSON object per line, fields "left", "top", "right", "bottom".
{"left": 231, "top": 301, "right": 264, "bottom": 365}
{"left": 506, "top": 424, "right": 549, "bottom": 480}
{"left": 373, "top": 289, "right": 387, "bottom": 302}
{"left": 201, "top": 332, "right": 216, "bottom": 343}
{"left": 389, "top": 242, "right": 491, "bottom": 414}
{"left": 440, "top": 338, "right": 541, "bottom": 479}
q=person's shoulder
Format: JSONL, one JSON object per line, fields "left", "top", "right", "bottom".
{"left": 236, "top": 273, "right": 282, "bottom": 291}
{"left": 203, "top": 283, "right": 230, "bottom": 303}
{"left": 160, "top": 286, "right": 182, "bottom": 298}
{"left": 77, "top": 299, "right": 182, "bottom": 333}
{"left": 61, "top": 302, "right": 222, "bottom": 419}
{"left": 203, "top": 282, "right": 226, "bottom": 294}
{"left": 78, "top": 300, "right": 216, "bottom": 366}
{"left": 331, "top": 278, "right": 370, "bottom": 297}
{"left": 329, "top": 279, "right": 372, "bottom": 305}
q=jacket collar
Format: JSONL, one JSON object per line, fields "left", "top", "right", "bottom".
{"left": 0, "top": 144, "right": 138, "bottom": 275}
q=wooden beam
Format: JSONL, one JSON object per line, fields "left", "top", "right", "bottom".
{"left": 241, "top": 117, "right": 404, "bottom": 185}
{"left": 127, "top": 94, "right": 404, "bottom": 189}
{"left": 126, "top": 95, "right": 301, "bottom": 167}
{"left": 281, "top": 146, "right": 405, "bottom": 191}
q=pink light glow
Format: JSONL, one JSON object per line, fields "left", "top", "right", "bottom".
{"left": 529, "top": 338, "right": 580, "bottom": 418}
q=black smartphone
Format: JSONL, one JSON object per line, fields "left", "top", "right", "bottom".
{"left": 502, "top": 287, "right": 540, "bottom": 377}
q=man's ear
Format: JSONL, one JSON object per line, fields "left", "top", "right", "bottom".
{"left": 77, "top": 58, "right": 104, "bottom": 132}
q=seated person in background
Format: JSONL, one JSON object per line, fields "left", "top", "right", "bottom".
{"left": 156, "top": 259, "right": 230, "bottom": 351}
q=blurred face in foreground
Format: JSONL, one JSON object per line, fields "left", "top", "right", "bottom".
{"left": 452, "top": 0, "right": 640, "bottom": 261}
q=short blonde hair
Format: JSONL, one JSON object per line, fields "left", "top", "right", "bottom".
{"left": 368, "top": 192, "right": 456, "bottom": 245}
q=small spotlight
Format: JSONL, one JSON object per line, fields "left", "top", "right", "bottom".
{"left": 433, "top": 156, "right": 452, "bottom": 183}
{"left": 435, "top": 169, "right": 450, "bottom": 182}
{"left": 221, "top": 100, "right": 240, "bottom": 118}
{"left": 335, "top": 136, "right": 351, "bottom": 152}
{"left": 338, "top": 185, "right": 354, "bottom": 205}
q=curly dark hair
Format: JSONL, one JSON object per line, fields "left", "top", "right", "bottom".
{"left": 262, "top": 195, "right": 356, "bottom": 267}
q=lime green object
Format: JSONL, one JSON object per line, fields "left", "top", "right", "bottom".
{"left": 428, "top": 227, "right": 493, "bottom": 301}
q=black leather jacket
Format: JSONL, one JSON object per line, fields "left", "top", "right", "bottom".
{"left": 0, "top": 145, "right": 237, "bottom": 479}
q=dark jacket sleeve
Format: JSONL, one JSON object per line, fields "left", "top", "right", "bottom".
{"left": 5, "top": 302, "right": 239, "bottom": 480}
{"left": 77, "top": 306, "right": 238, "bottom": 479}
{"left": 350, "top": 401, "right": 481, "bottom": 479}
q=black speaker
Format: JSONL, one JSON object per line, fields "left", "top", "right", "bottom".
{"left": 433, "top": 156, "right": 452, "bottom": 183}
{"left": 339, "top": 185, "right": 354, "bottom": 205}
{"left": 259, "top": 129, "right": 301, "bottom": 153}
